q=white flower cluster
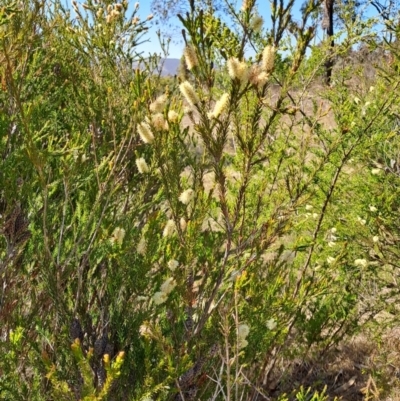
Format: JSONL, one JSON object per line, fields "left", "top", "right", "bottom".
{"left": 163, "top": 219, "right": 177, "bottom": 237}
{"left": 225, "top": 45, "right": 276, "bottom": 89}
{"left": 237, "top": 323, "right": 250, "bottom": 349}
{"left": 326, "top": 256, "right": 335, "bottom": 264}
{"left": 357, "top": 216, "right": 366, "bottom": 226}
{"left": 262, "top": 45, "right": 275, "bottom": 73}
{"left": 250, "top": 13, "right": 263, "bottom": 33}
{"left": 167, "top": 259, "right": 179, "bottom": 271}
{"left": 183, "top": 45, "right": 198, "bottom": 70}
{"left": 179, "top": 43, "right": 276, "bottom": 119}
{"left": 137, "top": 122, "right": 154, "bottom": 144}
{"left": 148, "top": 94, "right": 168, "bottom": 131}
{"left": 136, "top": 157, "right": 149, "bottom": 174}
{"left": 266, "top": 318, "right": 277, "bottom": 330}
{"left": 139, "top": 323, "right": 152, "bottom": 338}
{"left": 150, "top": 94, "right": 167, "bottom": 113}
{"left": 304, "top": 204, "right": 319, "bottom": 220}
{"left": 167, "top": 110, "right": 179, "bottom": 123}
{"left": 151, "top": 112, "right": 168, "bottom": 131}
{"left": 241, "top": 0, "right": 252, "bottom": 11}
{"left": 227, "top": 57, "right": 249, "bottom": 83}
{"left": 137, "top": 236, "right": 147, "bottom": 255}
{"left": 102, "top": 3, "right": 124, "bottom": 24}
{"left": 110, "top": 227, "right": 125, "bottom": 245}
{"left": 180, "top": 81, "right": 199, "bottom": 107}
{"left": 179, "top": 188, "right": 195, "bottom": 205}
{"left": 136, "top": 91, "right": 171, "bottom": 145}
{"left": 354, "top": 259, "right": 368, "bottom": 268}
{"left": 153, "top": 277, "right": 177, "bottom": 305}
{"left": 327, "top": 227, "right": 338, "bottom": 248}
{"left": 208, "top": 93, "right": 230, "bottom": 119}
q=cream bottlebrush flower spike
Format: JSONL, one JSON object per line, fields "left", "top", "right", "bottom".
{"left": 208, "top": 93, "right": 229, "bottom": 119}
{"left": 180, "top": 217, "right": 187, "bottom": 232}
{"left": 153, "top": 291, "right": 167, "bottom": 305}
{"left": 167, "top": 259, "right": 179, "bottom": 271}
{"left": 227, "top": 57, "right": 249, "bottom": 82}
{"left": 256, "top": 71, "right": 270, "bottom": 88}
{"left": 110, "top": 227, "right": 125, "bottom": 245}
{"left": 167, "top": 110, "right": 179, "bottom": 122}
{"left": 262, "top": 45, "right": 276, "bottom": 73}
{"left": 136, "top": 157, "right": 149, "bottom": 174}
{"left": 179, "top": 188, "right": 195, "bottom": 205}
{"left": 137, "top": 122, "right": 154, "bottom": 143}
{"left": 180, "top": 81, "right": 200, "bottom": 106}
{"left": 183, "top": 45, "right": 198, "bottom": 70}
{"left": 137, "top": 236, "right": 147, "bottom": 255}
{"left": 163, "top": 219, "right": 177, "bottom": 237}
{"left": 151, "top": 113, "right": 168, "bottom": 131}
{"left": 241, "top": 0, "right": 252, "bottom": 11}
{"left": 149, "top": 94, "right": 167, "bottom": 113}
{"left": 238, "top": 324, "right": 250, "bottom": 339}
{"left": 160, "top": 277, "right": 177, "bottom": 294}
{"left": 250, "top": 13, "right": 263, "bottom": 33}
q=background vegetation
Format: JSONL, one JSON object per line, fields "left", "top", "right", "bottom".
{"left": 1, "top": 0, "right": 400, "bottom": 400}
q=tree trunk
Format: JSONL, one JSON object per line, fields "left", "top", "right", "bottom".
{"left": 323, "top": 0, "right": 335, "bottom": 84}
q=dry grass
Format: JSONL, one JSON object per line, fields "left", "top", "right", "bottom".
{"left": 263, "top": 327, "right": 400, "bottom": 401}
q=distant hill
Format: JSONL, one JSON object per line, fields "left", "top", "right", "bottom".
{"left": 133, "top": 58, "right": 180, "bottom": 77}
{"left": 160, "top": 58, "right": 180, "bottom": 76}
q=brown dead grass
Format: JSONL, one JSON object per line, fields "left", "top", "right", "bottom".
{"left": 261, "top": 327, "right": 400, "bottom": 400}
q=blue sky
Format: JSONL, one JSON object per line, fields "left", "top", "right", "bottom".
{"left": 135, "top": 0, "right": 290, "bottom": 58}
{"left": 135, "top": 1, "right": 187, "bottom": 58}
{"left": 64, "top": 0, "right": 184, "bottom": 57}
{"left": 135, "top": 0, "right": 330, "bottom": 59}
{"left": 135, "top": 0, "right": 385, "bottom": 58}
{"left": 62, "top": 0, "right": 278, "bottom": 58}
{"left": 66, "top": 0, "right": 386, "bottom": 59}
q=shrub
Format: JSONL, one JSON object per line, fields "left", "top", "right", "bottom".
{"left": 1, "top": 0, "right": 400, "bottom": 400}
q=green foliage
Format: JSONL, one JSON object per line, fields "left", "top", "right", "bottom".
{"left": 278, "top": 385, "right": 336, "bottom": 401}
{"left": 294, "top": 386, "right": 332, "bottom": 401}
{"left": 1, "top": 0, "right": 400, "bottom": 400}
{"left": 44, "top": 339, "right": 125, "bottom": 400}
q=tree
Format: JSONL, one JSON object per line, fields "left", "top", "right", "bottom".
{"left": 322, "top": 0, "right": 335, "bottom": 84}
{"left": 151, "top": 0, "right": 224, "bottom": 35}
